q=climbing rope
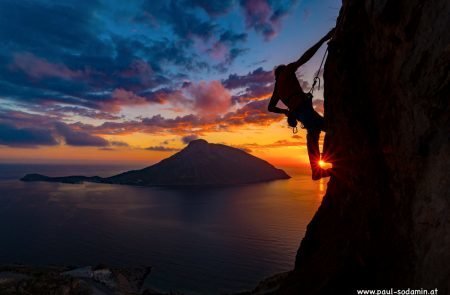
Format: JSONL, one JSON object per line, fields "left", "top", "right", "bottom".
{"left": 308, "top": 10, "right": 344, "bottom": 94}
{"left": 290, "top": 24, "right": 339, "bottom": 134}
{"left": 309, "top": 48, "right": 328, "bottom": 94}
{"left": 290, "top": 47, "right": 328, "bottom": 135}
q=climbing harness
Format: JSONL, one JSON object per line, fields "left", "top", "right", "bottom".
{"left": 287, "top": 111, "right": 299, "bottom": 133}
{"left": 292, "top": 126, "right": 298, "bottom": 134}
{"left": 290, "top": 48, "right": 328, "bottom": 134}
{"left": 287, "top": 24, "right": 340, "bottom": 135}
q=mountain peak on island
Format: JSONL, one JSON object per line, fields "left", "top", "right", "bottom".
{"left": 22, "top": 140, "right": 290, "bottom": 187}
{"left": 184, "top": 138, "right": 209, "bottom": 151}
{"left": 187, "top": 139, "right": 208, "bottom": 146}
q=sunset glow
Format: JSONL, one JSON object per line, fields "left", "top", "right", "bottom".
{"left": 0, "top": 0, "right": 339, "bottom": 167}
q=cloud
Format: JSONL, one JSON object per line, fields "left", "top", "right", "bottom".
{"left": 98, "top": 147, "right": 115, "bottom": 151}
{"left": 232, "top": 145, "right": 253, "bottom": 153}
{"left": 139, "top": 1, "right": 217, "bottom": 41}
{"left": 116, "top": 59, "right": 161, "bottom": 90}
{"left": 213, "top": 48, "right": 249, "bottom": 73}
{"left": 140, "top": 114, "right": 206, "bottom": 131}
{"left": 181, "top": 134, "right": 199, "bottom": 144}
{"left": 207, "top": 30, "right": 248, "bottom": 66}
{"left": 0, "top": 2, "right": 211, "bottom": 114}
{"left": 0, "top": 109, "right": 58, "bottom": 129}
{"left": 90, "top": 86, "right": 188, "bottom": 113}
{"left": 110, "top": 141, "right": 129, "bottom": 147}
{"left": 9, "top": 52, "right": 84, "bottom": 80}
{"left": 76, "top": 97, "right": 282, "bottom": 136}
{"left": 188, "top": 80, "right": 232, "bottom": 116}
{"left": 1, "top": 0, "right": 303, "bottom": 119}
{"left": 0, "top": 109, "right": 113, "bottom": 148}
{"left": 45, "top": 106, "right": 123, "bottom": 120}
{"left": 145, "top": 146, "right": 179, "bottom": 152}
{"left": 237, "top": 139, "right": 306, "bottom": 151}
{"left": 136, "top": 1, "right": 248, "bottom": 73}
{"left": 0, "top": 109, "right": 131, "bottom": 148}
{"left": 239, "top": 0, "right": 298, "bottom": 40}
{"left": 54, "top": 122, "right": 108, "bottom": 147}
{"left": 208, "top": 42, "right": 228, "bottom": 60}
{"left": 222, "top": 98, "right": 280, "bottom": 126}
{"left": 219, "top": 31, "right": 248, "bottom": 45}
{"left": 0, "top": 1, "right": 102, "bottom": 55}
{"left": 232, "top": 84, "right": 273, "bottom": 104}
{"left": 0, "top": 123, "right": 58, "bottom": 147}
{"left": 0, "top": 0, "right": 306, "bottom": 146}
{"left": 140, "top": 37, "right": 210, "bottom": 72}
{"left": 119, "top": 59, "right": 154, "bottom": 84}
{"left": 240, "top": 0, "right": 274, "bottom": 39}
{"left": 223, "top": 67, "right": 274, "bottom": 103}
{"left": 143, "top": 87, "right": 190, "bottom": 106}
{"left": 0, "top": 95, "right": 282, "bottom": 147}
{"left": 223, "top": 67, "right": 273, "bottom": 89}
{"left": 222, "top": 66, "right": 310, "bottom": 104}
{"left": 108, "top": 88, "right": 151, "bottom": 111}
{"left": 162, "top": 138, "right": 176, "bottom": 145}
{"left": 187, "top": 0, "right": 234, "bottom": 16}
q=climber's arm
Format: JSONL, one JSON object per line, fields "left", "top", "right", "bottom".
{"left": 288, "top": 28, "right": 335, "bottom": 71}
{"left": 268, "top": 92, "right": 288, "bottom": 115}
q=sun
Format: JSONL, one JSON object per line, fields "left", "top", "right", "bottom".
{"left": 318, "top": 160, "right": 326, "bottom": 168}
{"left": 318, "top": 160, "right": 332, "bottom": 169}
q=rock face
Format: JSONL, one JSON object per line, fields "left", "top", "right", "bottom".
{"left": 279, "top": 0, "right": 449, "bottom": 294}
{"left": 22, "top": 139, "right": 290, "bottom": 186}
{"left": 0, "top": 264, "right": 152, "bottom": 295}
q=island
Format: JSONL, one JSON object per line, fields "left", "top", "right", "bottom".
{"left": 21, "top": 139, "right": 290, "bottom": 186}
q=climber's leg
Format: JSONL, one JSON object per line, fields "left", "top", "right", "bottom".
{"left": 307, "top": 129, "right": 320, "bottom": 176}
{"left": 307, "top": 128, "right": 330, "bottom": 180}
{"left": 296, "top": 102, "right": 330, "bottom": 180}
{"left": 311, "top": 110, "right": 329, "bottom": 162}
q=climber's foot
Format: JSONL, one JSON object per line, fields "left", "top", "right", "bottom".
{"left": 312, "top": 168, "right": 331, "bottom": 181}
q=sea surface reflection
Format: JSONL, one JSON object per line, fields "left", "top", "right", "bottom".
{"left": 0, "top": 164, "right": 327, "bottom": 294}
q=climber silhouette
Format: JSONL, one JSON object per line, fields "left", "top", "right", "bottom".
{"left": 268, "top": 29, "right": 334, "bottom": 180}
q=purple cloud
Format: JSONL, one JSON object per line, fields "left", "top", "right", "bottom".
{"left": 187, "top": 80, "right": 232, "bottom": 116}
{"left": 181, "top": 134, "right": 199, "bottom": 144}
{"left": 188, "top": 0, "right": 234, "bottom": 16}
{"left": 223, "top": 67, "right": 273, "bottom": 89}
{"left": 223, "top": 67, "right": 274, "bottom": 103}
{"left": 54, "top": 122, "right": 108, "bottom": 147}
{"left": 9, "top": 52, "right": 85, "bottom": 80}
{"left": 74, "top": 97, "right": 282, "bottom": 136}
{"left": 0, "top": 123, "right": 58, "bottom": 147}
{"left": 239, "top": 0, "right": 298, "bottom": 40}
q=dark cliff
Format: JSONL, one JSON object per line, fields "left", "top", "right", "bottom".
{"left": 280, "top": 0, "right": 449, "bottom": 294}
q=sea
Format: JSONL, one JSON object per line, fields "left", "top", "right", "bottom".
{"left": 0, "top": 164, "right": 327, "bottom": 294}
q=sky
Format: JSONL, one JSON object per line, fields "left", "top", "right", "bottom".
{"left": 0, "top": 0, "right": 340, "bottom": 166}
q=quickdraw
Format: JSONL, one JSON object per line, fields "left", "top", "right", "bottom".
{"left": 309, "top": 48, "right": 328, "bottom": 94}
